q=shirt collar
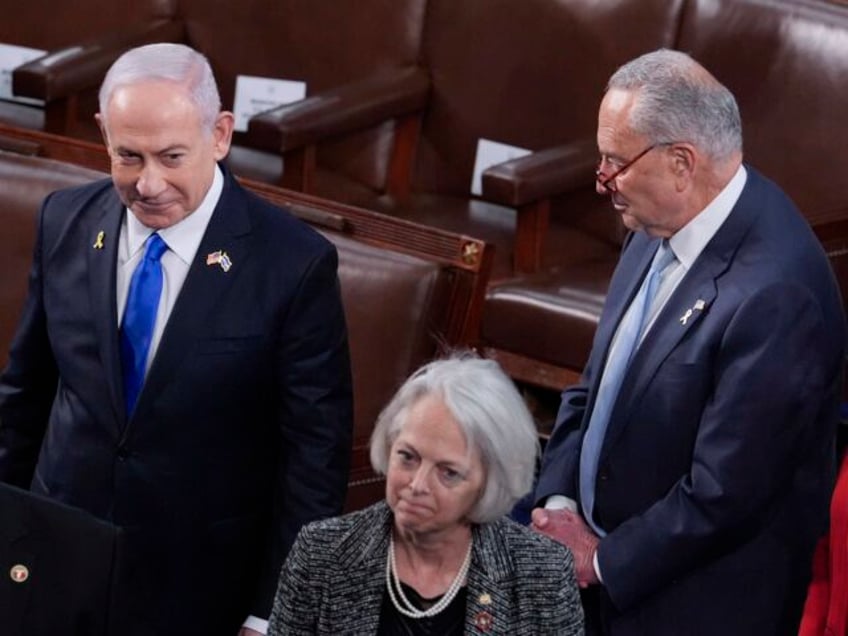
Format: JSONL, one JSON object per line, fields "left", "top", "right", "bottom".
{"left": 668, "top": 164, "right": 747, "bottom": 268}
{"left": 123, "top": 164, "right": 224, "bottom": 264}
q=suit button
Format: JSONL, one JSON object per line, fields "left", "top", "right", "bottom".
{"left": 116, "top": 446, "right": 129, "bottom": 460}
{"left": 598, "top": 469, "right": 609, "bottom": 481}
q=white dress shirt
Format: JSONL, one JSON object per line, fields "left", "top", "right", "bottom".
{"left": 116, "top": 165, "right": 223, "bottom": 372}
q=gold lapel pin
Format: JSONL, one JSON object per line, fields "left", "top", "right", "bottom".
{"left": 479, "top": 593, "right": 492, "bottom": 605}
{"left": 10, "top": 564, "right": 29, "bottom": 583}
{"left": 93, "top": 230, "right": 105, "bottom": 249}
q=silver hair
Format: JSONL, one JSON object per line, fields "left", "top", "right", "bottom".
{"left": 370, "top": 353, "right": 539, "bottom": 524}
{"left": 608, "top": 49, "right": 742, "bottom": 162}
{"left": 98, "top": 43, "right": 221, "bottom": 132}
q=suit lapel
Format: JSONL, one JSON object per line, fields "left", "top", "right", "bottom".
{"left": 130, "top": 173, "right": 252, "bottom": 425}
{"left": 606, "top": 267, "right": 721, "bottom": 451}
{"left": 334, "top": 504, "right": 392, "bottom": 631}
{"left": 86, "top": 190, "right": 126, "bottom": 429}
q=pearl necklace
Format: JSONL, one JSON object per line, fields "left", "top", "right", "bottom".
{"left": 385, "top": 535, "right": 473, "bottom": 619}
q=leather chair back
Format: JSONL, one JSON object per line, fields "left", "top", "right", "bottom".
{"left": 414, "top": 0, "right": 684, "bottom": 245}
{"left": 677, "top": 0, "right": 848, "bottom": 224}
{"left": 0, "top": 152, "right": 107, "bottom": 367}
{"left": 0, "top": 0, "right": 174, "bottom": 49}
{"left": 180, "top": 0, "right": 427, "bottom": 190}
{"left": 329, "top": 232, "right": 451, "bottom": 506}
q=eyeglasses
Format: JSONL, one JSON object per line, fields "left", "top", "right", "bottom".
{"left": 596, "top": 142, "right": 671, "bottom": 193}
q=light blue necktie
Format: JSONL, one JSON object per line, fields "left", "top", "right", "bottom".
{"left": 579, "top": 240, "right": 676, "bottom": 535}
{"left": 120, "top": 233, "right": 168, "bottom": 416}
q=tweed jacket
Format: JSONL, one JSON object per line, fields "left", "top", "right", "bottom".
{"left": 268, "top": 501, "right": 584, "bottom": 635}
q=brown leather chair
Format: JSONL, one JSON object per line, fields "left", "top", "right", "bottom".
{"left": 179, "top": 0, "right": 427, "bottom": 192}
{"left": 10, "top": 0, "right": 428, "bottom": 201}
{"left": 676, "top": 0, "right": 848, "bottom": 227}
{"left": 249, "top": 0, "right": 686, "bottom": 280}
{"left": 1, "top": 0, "right": 177, "bottom": 139}
{"left": 0, "top": 151, "right": 106, "bottom": 364}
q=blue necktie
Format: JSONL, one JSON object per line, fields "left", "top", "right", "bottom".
{"left": 579, "top": 240, "right": 676, "bottom": 534}
{"left": 120, "top": 233, "right": 168, "bottom": 416}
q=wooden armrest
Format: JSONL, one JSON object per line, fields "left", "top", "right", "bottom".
{"left": 0, "top": 135, "right": 41, "bottom": 156}
{"left": 245, "top": 66, "right": 430, "bottom": 153}
{"left": 12, "top": 19, "right": 185, "bottom": 101}
{"left": 477, "top": 138, "right": 597, "bottom": 274}
{"left": 287, "top": 203, "right": 349, "bottom": 233}
{"left": 481, "top": 138, "right": 598, "bottom": 207}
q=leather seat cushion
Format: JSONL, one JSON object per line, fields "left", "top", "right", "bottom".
{"left": 481, "top": 257, "right": 617, "bottom": 370}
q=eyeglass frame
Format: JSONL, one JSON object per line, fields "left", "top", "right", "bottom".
{"left": 595, "top": 141, "right": 675, "bottom": 193}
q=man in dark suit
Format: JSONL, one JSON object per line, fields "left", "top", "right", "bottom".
{"left": 531, "top": 49, "right": 846, "bottom": 635}
{"left": 0, "top": 43, "right": 353, "bottom": 635}
{"left": 0, "top": 482, "right": 119, "bottom": 636}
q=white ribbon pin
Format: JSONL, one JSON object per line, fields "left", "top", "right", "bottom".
{"left": 680, "top": 299, "right": 706, "bottom": 325}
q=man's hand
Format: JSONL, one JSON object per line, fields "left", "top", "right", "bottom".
{"left": 532, "top": 507, "right": 600, "bottom": 588}
{"left": 238, "top": 628, "right": 263, "bottom": 636}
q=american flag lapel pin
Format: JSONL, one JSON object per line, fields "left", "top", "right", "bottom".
{"left": 206, "top": 250, "right": 233, "bottom": 272}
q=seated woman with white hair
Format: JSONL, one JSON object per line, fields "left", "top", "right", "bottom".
{"left": 268, "top": 353, "right": 584, "bottom": 635}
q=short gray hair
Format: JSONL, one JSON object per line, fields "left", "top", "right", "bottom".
{"left": 98, "top": 43, "right": 221, "bottom": 132}
{"left": 370, "top": 353, "right": 539, "bottom": 523}
{"left": 608, "top": 49, "right": 742, "bottom": 162}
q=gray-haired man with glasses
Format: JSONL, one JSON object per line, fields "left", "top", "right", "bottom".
{"left": 532, "top": 49, "right": 845, "bottom": 636}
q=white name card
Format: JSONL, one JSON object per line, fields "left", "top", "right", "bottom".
{"left": 0, "top": 43, "right": 47, "bottom": 104}
{"left": 471, "top": 138, "right": 532, "bottom": 196}
{"left": 233, "top": 75, "right": 307, "bottom": 132}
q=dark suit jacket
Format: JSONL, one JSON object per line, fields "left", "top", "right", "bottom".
{"left": 268, "top": 501, "right": 585, "bottom": 635}
{"left": 0, "top": 166, "right": 353, "bottom": 634}
{"left": 536, "top": 166, "right": 846, "bottom": 636}
{"left": 0, "top": 482, "right": 120, "bottom": 636}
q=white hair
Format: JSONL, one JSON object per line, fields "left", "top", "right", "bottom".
{"left": 370, "top": 353, "right": 539, "bottom": 523}
{"left": 608, "top": 48, "right": 742, "bottom": 162}
{"left": 98, "top": 43, "right": 221, "bottom": 132}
